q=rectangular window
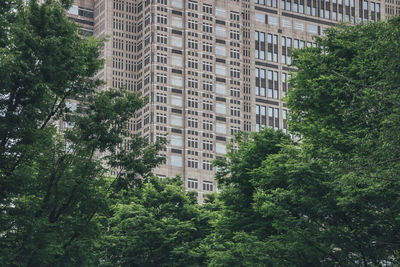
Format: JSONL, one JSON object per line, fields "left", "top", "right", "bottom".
{"left": 202, "top": 161, "right": 212, "bottom": 171}
{"left": 202, "top": 23, "right": 213, "bottom": 33}
{"left": 203, "top": 181, "right": 213, "bottom": 191}
{"left": 216, "top": 103, "right": 226, "bottom": 115}
{"left": 267, "top": 70, "right": 279, "bottom": 99}
{"left": 255, "top": 31, "right": 266, "bottom": 59}
{"left": 203, "top": 81, "right": 213, "bottom": 91}
{"left": 171, "top": 155, "right": 182, "bottom": 167}
{"left": 216, "top": 26, "right": 226, "bottom": 38}
{"left": 255, "top": 68, "right": 266, "bottom": 96}
{"left": 188, "top": 158, "right": 199, "bottom": 168}
{"left": 202, "top": 4, "right": 212, "bottom": 14}
{"left": 171, "top": 135, "right": 183, "bottom": 146}
{"left": 216, "top": 123, "right": 226, "bottom": 134}
{"left": 188, "top": 178, "right": 198, "bottom": 189}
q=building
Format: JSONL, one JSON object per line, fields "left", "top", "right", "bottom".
{"left": 68, "top": 0, "right": 398, "bottom": 201}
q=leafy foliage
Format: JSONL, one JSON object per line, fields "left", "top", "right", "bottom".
{"left": 0, "top": 1, "right": 163, "bottom": 265}
{"left": 101, "top": 177, "right": 210, "bottom": 267}
{"left": 208, "top": 18, "right": 400, "bottom": 266}
{"left": 2, "top": 0, "right": 399, "bottom": 265}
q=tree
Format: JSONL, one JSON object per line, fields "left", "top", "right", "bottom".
{"left": 285, "top": 17, "right": 400, "bottom": 264}
{"left": 209, "top": 17, "right": 400, "bottom": 266}
{"left": 0, "top": 1, "right": 163, "bottom": 265}
{"left": 207, "top": 129, "right": 293, "bottom": 266}
{"left": 100, "top": 177, "right": 210, "bottom": 267}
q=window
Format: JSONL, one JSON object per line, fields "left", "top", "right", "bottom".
{"left": 188, "top": 39, "right": 198, "bottom": 49}
{"left": 202, "top": 42, "right": 212, "bottom": 52}
{"left": 255, "top": 31, "right": 266, "bottom": 59}
{"left": 171, "top": 16, "right": 183, "bottom": 28}
{"left": 307, "top": 24, "right": 318, "bottom": 34}
{"left": 267, "top": 34, "right": 278, "bottom": 62}
{"left": 230, "top": 11, "right": 240, "bottom": 21}
{"left": 171, "top": 55, "right": 183, "bottom": 67}
{"left": 216, "top": 123, "right": 226, "bottom": 134}
{"left": 156, "top": 73, "right": 167, "bottom": 84}
{"left": 230, "top": 106, "right": 240, "bottom": 117}
{"left": 255, "top": 13, "right": 265, "bottom": 23}
{"left": 283, "top": 109, "right": 288, "bottom": 133}
{"left": 203, "top": 100, "right": 213, "bottom": 111}
{"left": 216, "top": 64, "right": 226, "bottom": 76}
{"left": 230, "top": 30, "right": 240, "bottom": 40}
{"left": 188, "top": 58, "right": 198, "bottom": 69}
{"left": 203, "top": 181, "right": 213, "bottom": 191}
{"left": 202, "top": 140, "right": 213, "bottom": 150}
{"left": 188, "top": 117, "right": 198, "bottom": 128}
{"left": 282, "top": 18, "right": 292, "bottom": 28}
{"left": 171, "top": 95, "right": 182, "bottom": 106}
{"left": 171, "top": 76, "right": 183, "bottom": 87}
{"left": 157, "top": 53, "right": 167, "bottom": 64}
{"left": 267, "top": 70, "right": 279, "bottom": 99}
{"left": 187, "top": 178, "right": 198, "bottom": 189}
{"left": 188, "top": 137, "right": 198, "bottom": 148}
{"left": 268, "top": 107, "right": 280, "bottom": 130}
{"left": 202, "top": 23, "right": 213, "bottom": 33}
{"left": 216, "top": 26, "right": 226, "bottom": 37}
{"left": 202, "top": 4, "right": 212, "bottom": 14}
{"left": 230, "top": 49, "right": 240, "bottom": 59}
{"left": 188, "top": 19, "right": 198, "bottom": 30}
{"left": 156, "top": 93, "right": 167, "bottom": 103}
{"left": 171, "top": 36, "right": 182, "bottom": 47}
{"left": 171, "top": 155, "right": 182, "bottom": 167}
{"left": 203, "top": 61, "right": 213, "bottom": 72}
{"left": 255, "top": 68, "right": 266, "bottom": 96}
{"left": 203, "top": 81, "right": 213, "bottom": 91}
{"left": 231, "top": 87, "right": 240, "bottom": 97}
{"left": 188, "top": 97, "right": 198, "bottom": 108}
{"left": 281, "top": 72, "right": 289, "bottom": 97}
{"left": 294, "top": 21, "right": 305, "bottom": 31}
{"left": 216, "top": 143, "right": 226, "bottom": 154}
{"left": 157, "top": 14, "right": 167, "bottom": 24}
{"left": 215, "top": 7, "right": 226, "bottom": 18}
{"left": 216, "top": 45, "right": 226, "bottom": 57}
{"left": 230, "top": 68, "right": 240, "bottom": 78}
{"left": 281, "top": 37, "right": 292, "bottom": 65}
{"left": 256, "top": 104, "right": 267, "bottom": 131}
{"left": 216, "top": 83, "right": 226, "bottom": 95}
{"left": 156, "top": 113, "right": 167, "bottom": 124}
{"left": 203, "top": 120, "right": 213, "bottom": 131}
{"left": 267, "top": 15, "right": 279, "bottom": 26}
{"left": 203, "top": 161, "right": 212, "bottom": 170}
{"left": 171, "top": 0, "right": 183, "bottom": 8}
{"left": 171, "top": 115, "right": 183, "bottom": 126}
{"left": 188, "top": 1, "right": 198, "bottom": 10}
{"left": 171, "top": 135, "right": 183, "bottom": 146}
{"left": 157, "top": 33, "right": 167, "bottom": 44}
{"left": 216, "top": 103, "right": 226, "bottom": 114}
{"left": 188, "top": 78, "right": 198, "bottom": 88}
{"left": 188, "top": 158, "right": 199, "bottom": 168}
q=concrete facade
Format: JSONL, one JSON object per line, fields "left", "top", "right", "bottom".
{"left": 69, "top": 0, "right": 398, "bottom": 201}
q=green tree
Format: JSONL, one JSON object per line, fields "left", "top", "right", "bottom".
{"left": 209, "top": 17, "right": 400, "bottom": 266}
{"left": 101, "top": 177, "right": 210, "bottom": 267}
{"left": 285, "top": 17, "right": 400, "bottom": 264}
{"left": 0, "top": 1, "right": 163, "bottom": 265}
{"left": 207, "top": 129, "right": 292, "bottom": 266}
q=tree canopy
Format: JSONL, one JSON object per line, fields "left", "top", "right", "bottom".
{"left": 0, "top": 1, "right": 164, "bottom": 265}
{"left": 209, "top": 17, "right": 400, "bottom": 266}
{"left": 1, "top": 0, "right": 399, "bottom": 265}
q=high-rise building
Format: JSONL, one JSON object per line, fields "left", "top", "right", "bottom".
{"left": 68, "top": 0, "right": 398, "bottom": 201}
